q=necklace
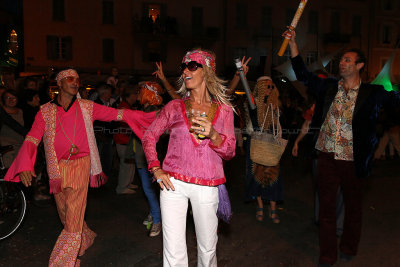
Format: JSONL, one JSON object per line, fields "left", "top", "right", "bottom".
{"left": 56, "top": 101, "right": 79, "bottom": 160}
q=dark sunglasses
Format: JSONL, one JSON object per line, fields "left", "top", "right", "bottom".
{"left": 267, "top": 85, "right": 275, "bottom": 89}
{"left": 180, "top": 61, "right": 203, "bottom": 73}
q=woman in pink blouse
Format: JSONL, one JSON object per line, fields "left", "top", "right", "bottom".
{"left": 142, "top": 49, "right": 236, "bottom": 267}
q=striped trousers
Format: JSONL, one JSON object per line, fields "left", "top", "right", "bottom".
{"left": 49, "top": 156, "right": 97, "bottom": 267}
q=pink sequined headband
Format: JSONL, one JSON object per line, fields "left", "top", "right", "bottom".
{"left": 56, "top": 69, "right": 79, "bottom": 85}
{"left": 182, "top": 50, "right": 216, "bottom": 72}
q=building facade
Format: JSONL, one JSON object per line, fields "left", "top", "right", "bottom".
{"left": 22, "top": 0, "right": 400, "bottom": 83}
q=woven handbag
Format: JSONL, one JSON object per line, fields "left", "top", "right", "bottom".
{"left": 250, "top": 104, "right": 288, "bottom": 166}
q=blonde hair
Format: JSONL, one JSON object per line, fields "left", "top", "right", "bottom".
{"left": 177, "top": 49, "right": 233, "bottom": 109}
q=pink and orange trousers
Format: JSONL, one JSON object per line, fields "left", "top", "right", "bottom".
{"left": 49, "top": 156, "right": 96, "bottom": 267}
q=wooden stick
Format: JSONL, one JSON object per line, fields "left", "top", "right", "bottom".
{"left": 278, "top": 0, "right": 309, "bottom": 56}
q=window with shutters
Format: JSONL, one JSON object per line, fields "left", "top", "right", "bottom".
{"left": 47, "top": 35, "right": 72, "bottom": 60}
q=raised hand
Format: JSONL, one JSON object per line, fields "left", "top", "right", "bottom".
{"left": 152, "top": 62, "right": 167, "bottom": 82}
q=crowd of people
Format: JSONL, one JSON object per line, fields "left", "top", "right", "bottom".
{"left": 1, "top": 29, "right": 400, "bottom": 267}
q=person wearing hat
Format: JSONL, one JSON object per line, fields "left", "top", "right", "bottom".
{"left": 245, "top": 76, "right": 284, "bottom": 224}
{"left": 4, "top": 69, "right": 156, "bottom": 267}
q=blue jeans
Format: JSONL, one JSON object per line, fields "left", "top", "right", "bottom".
{"left": 137, "top": 168, "right": 161, "bottom": 224}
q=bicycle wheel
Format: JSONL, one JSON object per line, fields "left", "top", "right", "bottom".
{"left": 0, "top": 180, "right": 27, "bottom": 240}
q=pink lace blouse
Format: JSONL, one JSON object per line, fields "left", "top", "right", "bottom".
{"left": 5, "top": 101, "right": 155, "bottom": 182}
{"left": 142, "top": 99, "right": 236, "bottom": 186}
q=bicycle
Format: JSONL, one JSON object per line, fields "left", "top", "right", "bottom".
{"left": 0, "top": 145, "right": 27, "bottom": 240}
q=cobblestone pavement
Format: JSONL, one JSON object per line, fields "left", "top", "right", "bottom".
{"left": 1, "top": 152, "right": 399, "bottom": 267}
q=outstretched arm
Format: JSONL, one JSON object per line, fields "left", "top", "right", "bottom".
{"left": 153, "top": 61, "right": 181, "bottom": 99}
{"left": 92, "top": 102, "right": 156, "bottom": 139}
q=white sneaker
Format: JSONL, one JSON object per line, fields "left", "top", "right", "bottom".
{"left": 149, "top": 222, "right": 161, "bottom": 237}
{"left": 142, "top": 214, "right": 153, "bottom": 225}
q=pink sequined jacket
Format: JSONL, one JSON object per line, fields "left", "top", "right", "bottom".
{"left": 5, "top": 99, "right": 155, "bottom": 191}
{"left": 142, "top": 99, "right": 236, "bottom": 186}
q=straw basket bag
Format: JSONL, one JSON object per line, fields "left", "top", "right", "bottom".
{"left": 250, "top": 104, "right": 288, "bottom": 166}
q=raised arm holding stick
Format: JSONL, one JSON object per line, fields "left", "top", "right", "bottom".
{"left": 277, "top": 0, "right": 308, "bottom": 56}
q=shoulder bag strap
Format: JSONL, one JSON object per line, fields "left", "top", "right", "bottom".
{"left": 260, "top": 104, "right": 271, "bottom": 132}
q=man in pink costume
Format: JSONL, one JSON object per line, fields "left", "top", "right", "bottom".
{"left": 4, "top": 69, "right": 155, "bottom": 267}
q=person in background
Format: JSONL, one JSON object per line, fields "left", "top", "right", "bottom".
{"left": 1, "top": 72, "right": 16, "bottom": 91}
{"left": 78, "top": 86, "right": 89, "bottom": 99}
{"left": 21, "top": 89, "right": 50, "bottom": 202}
{"left": 0, "top": 85, "right": 28, "bottom": 137}
{"left": 22, "top": 89, "right": 40, "bottom": 130}
{"left": 94, "top": 83, "right": 114, "bottom": 177}
{"left": 134, "top": 81, "right": 164, "bottom": 237}
{"left": 113, "top": 84, "right": 139, "bottom": 195}
{"left": 17, "top": 77, "right": 38, "bottom": 109}
{"left": 111, "top": 79, "right": 126, "bottom": 108}
{"left": 107, "top": 66, "right": 119, "bottom": 90}
{"left": 233, "top": 94, "right": 246, "bottom": 156}
{"left": 142, "top": 49, "right": 235, "bottom": 266}
{"left": 0, "top": 90, "right": 24, "bottom": 168}
{"left": 24, "top": 77, "right": 38, "bottom": 90}
{"left": 245, "top": 76, "right": 284, "bottom": 223}
{"left": 21, "top": 76, "right": 39, "bottom": 95}
{"left": 373, "top": 107, "right": 400, "bottom": 160}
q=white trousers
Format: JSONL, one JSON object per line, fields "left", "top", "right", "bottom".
{"left": 160, "top": 178, "right": 219, "bottom": 267}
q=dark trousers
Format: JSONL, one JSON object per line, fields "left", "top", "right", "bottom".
{"left": 313, "top": 158, "right": 344, "bottom": 235}
{"left": 317, "top": 152, "right": 364, "bottom": 264}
